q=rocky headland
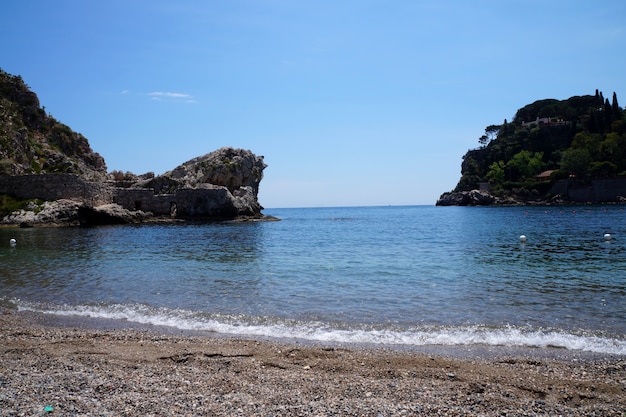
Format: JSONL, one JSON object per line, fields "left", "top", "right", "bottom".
{"left": 437, "top": 91, "right": 626, "bottom": 206}
{"left": 0, "top": 69, "right": 272, "bottom": 226}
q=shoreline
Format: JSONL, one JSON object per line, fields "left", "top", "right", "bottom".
{"left": 16, "top": 308, "right": 624, "bottom": 362}
{"left": 2, "top": 309, "right": 624, "bottom": 415}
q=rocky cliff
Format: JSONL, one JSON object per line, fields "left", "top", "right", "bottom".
{"left": 0, "top": 69, "right": 269, "bottom": 226}
{"left": 0, "top": 69, "right": 107, "bottom": 180}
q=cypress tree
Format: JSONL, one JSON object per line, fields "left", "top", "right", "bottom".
{"left": 604, "top": 98, "right": 613, "bottom": 128}
{"left": 588, "top": 110, "right": 598, "bottom": 133}
{"left": 612, "top": 92, "right": 620, "bottom": 117}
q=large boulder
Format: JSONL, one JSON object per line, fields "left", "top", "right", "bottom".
{"left": 436, "top": 190, "right": 496, "bottom": 206}
{"left": 163, "top": 147, "right": 266, "bottom": 196}
{"left": 77, "top": 203, "right": 153, "bottom": 225}
{"left": 134, "top": 147, "right": 267, "bottom": 217}
{"left": 1, "top": 199, "right": 84, "bottom": 226}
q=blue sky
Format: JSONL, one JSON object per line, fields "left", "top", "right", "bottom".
{"left": 2, "top": 1, "right": 625, "bottom": 208}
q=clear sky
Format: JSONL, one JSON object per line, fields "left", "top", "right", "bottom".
{"left": 2, "top": 1, "right": 625, "bottom": 208}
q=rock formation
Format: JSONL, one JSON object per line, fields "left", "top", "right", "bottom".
{"left": 436, "top": 190, "right": 496, "bottom": 206}
{"left": 0, "top": 69, "right": 270, "bottom": 226}
{"left": 165, "top": 147, "right": 266, "bottom": 193}
{"left": 132, "top": 147, "right": 267, "bottom": 217}
{"left": 1, "top": 199, "right": 84, "bottom": 227}
{"left": 1, "top": 200, "right": 151, "bottom": 227}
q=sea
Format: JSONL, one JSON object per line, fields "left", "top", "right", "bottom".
{"left": 1, "top": 205, "right": 625, "bottom": 356}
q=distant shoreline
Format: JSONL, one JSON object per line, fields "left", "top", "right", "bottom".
{"left": 437, "top": 178, "right": 626, "bottom": 206}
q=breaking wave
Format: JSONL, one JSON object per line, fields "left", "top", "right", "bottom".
{"left": 12, "top": 300, "right": 626, "bottom": 356}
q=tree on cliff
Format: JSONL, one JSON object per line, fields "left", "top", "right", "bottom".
{"left": 478, "top": 124, "right": 501, "bottom": 146}
{"left": 612, "top": 92, "right": 620, "bottom": 118}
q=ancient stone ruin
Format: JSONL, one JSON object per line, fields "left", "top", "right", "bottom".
{"left": 0, "top": 147, "right": 269, "bottom": 226}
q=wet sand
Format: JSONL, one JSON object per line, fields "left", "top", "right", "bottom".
{"left": 1, "top": 309, "right": 624, "bottom": 416}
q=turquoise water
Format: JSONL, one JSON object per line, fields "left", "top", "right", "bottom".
{"left": 1, "top": 205, "right": 625, "bottom": 354}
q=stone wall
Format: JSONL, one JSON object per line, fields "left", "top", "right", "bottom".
{"left": 112, "top": 185, "right": 243, "bottom": 217}
{"left": 112, "top": 188, "right": 173, "bottom": 214}
{"left": 550, "top": 178, "right": 626, "bottom": 202}
{"left": 0, "top": 174, "right": 113, "bottom": 206}
{"left": 174, "top": 186, "right": 237, "bottom": 217}
{"left": 0, "top": 174, "right": 259, "bottom": 218}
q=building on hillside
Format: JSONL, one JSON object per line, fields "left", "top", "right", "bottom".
{"left": 521, "top": 117, "right": 571, "bottom": 128}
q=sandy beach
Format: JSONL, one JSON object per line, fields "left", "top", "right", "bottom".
{"left": 1, "top": 309, "right": 624, "bottom": 416}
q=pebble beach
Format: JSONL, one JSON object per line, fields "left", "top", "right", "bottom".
{"left": 1, "top": 309, "right": 624, "bottom": 416}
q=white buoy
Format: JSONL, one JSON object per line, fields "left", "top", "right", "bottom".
{"left": 604, "top": 233, "right": 612, "bottom": 241}
{"left": 519, "top": 235, "right": 527, "bottom": 243}
{"left": 9, "top": 238, "right": 16, "bottom": 247}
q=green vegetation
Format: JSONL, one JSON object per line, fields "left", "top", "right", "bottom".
{"left": 0, "top": 195, "right": 43, "bottom": 217}
{"left": 454, "top": 90, "right": 626, "bottom": 199}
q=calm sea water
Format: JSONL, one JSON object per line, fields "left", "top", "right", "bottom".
{"left": 1, "top": 205, "right": 625, "bottom": 355}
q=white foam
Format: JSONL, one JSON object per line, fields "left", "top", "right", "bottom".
{"left": 14, "top": 300, "right": 626, "bottom": 355}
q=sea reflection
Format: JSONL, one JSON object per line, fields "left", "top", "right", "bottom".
{"left": 0, "top": 222, "right": 266, "bottom": 310}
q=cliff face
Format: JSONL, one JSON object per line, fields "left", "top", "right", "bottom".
{"left": 0, "top": 69, "right": 107, "bottom": 180}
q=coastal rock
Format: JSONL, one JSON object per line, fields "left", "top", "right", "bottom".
{"left": 160, "top": 147, "right": 266, "bottom": 194}
{"left": 131, "top": 147, "right": 267, "bottom": 218}
{"left": 1, "top": 199, "right": 84, "bottom": 226}
{"left": 77, "top": 204, "right": 153, "bottom": 226}
{"left": 0, "top": 200, "right": 152, "bottom": 227}
{"left": 435, "top": 192, "right": 467, "bottom": 206}
{"left": 436, "top": 190, "right": 495, "bottom": 206}
{"left": 0, "top": 147, "right": 269, "bottom": 226}
{"left": 233, "top": 186, "right": 263, "bottom": 216}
